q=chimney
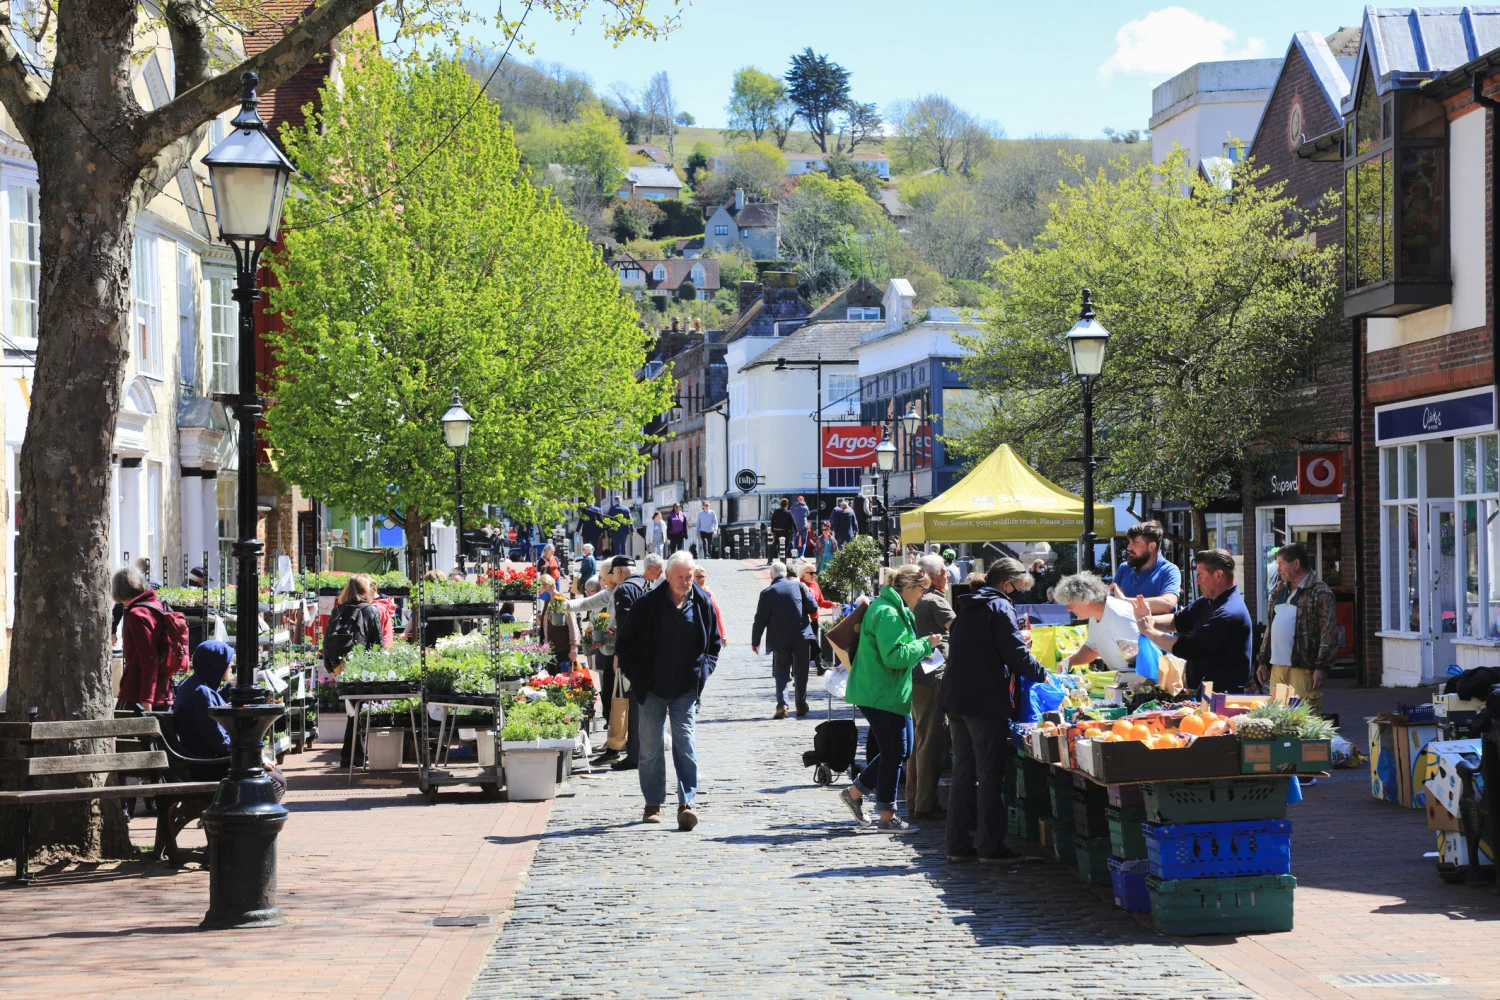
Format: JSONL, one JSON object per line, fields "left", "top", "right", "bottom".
{"left": 734, "top": 187, "right": 744, "bottom": 212}
{"left": 738, "top": 279, "right": 762, "bottom": 314}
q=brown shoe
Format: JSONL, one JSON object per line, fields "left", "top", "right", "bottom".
{"left": 678, "top": 805, "right": 698, "bottom": 831}
{"left": 643, "top": 804, "right": 662, "bottom": 823}
{"left": 773, "top": 706, "right": 787, "bottom": 720}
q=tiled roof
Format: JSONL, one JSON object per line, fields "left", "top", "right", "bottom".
{"left": 625, "top": 165, "right": 683, "bottom": 189}
{"left": 674, "top": 237, "right": 704, "bottom": 252}
{"left": 726, "top": 200, "right": 779, "bottom": 228}
{"left": 634, "top": 259, "right": 721, "bottom": 292}
{"left": 741, "top": 320, "right": 879, "bottom": 370}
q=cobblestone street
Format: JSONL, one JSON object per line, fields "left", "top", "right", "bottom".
{"left": 468, "top": 560, "right": 1254, "bottom": 1000}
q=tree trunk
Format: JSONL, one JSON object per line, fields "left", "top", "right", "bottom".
{"left": 0, "top": 46, "right": 142, "bottom": 858}
{"left": 404, "top": 507, "right": 428, "bottom": 583}
{"left": 1191, "top": 508, "right": 1210, "bottom": 555}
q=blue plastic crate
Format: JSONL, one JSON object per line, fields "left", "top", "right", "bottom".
{"left": 1144, "top": 819, "right": 1292, "bottom": 880}
{"left": 1108, "top": 856, "right": 1151, "bottom": 912}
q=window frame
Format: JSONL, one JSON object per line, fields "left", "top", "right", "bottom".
{"left": 1455, "top": 433, "right": 1500, "bottom": 639}
{"left": 132, "top": 232, "right": 163, "bottom": 378}
{"left": 208, "top": 271, "right": 236, "bottom": 394}
{"left": 6, "top": 183, "right": 39, "bottom": 350}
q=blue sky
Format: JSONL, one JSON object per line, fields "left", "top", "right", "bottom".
{"left": 447, "top": 1, "right": 1361, "bottom": 138}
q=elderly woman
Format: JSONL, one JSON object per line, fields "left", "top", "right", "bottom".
{"left": 536, "top": 542, "right": 561, "bottom": 582}
{"left": 942, "top": 558, "right": 1048, "bottom": 862}
{"left": 692, "top": 565, "right": 729, "bottom": 648}
{"left": 1056, "top": 571, "right": 1140, "bottom": 672}
{"left": 837, "top": 564, "right": 945, "bottom": 833}
{"left": 537, "top": 573, "right": 581, "bottom": 673}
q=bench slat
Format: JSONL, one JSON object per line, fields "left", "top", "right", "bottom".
{"left": 0, "top": 750, "right": 168, "bottom": 777}
{"left": 0, "top": 718, "right": 163, "bottom": 742}
{"left": 0, "top": 781, "right": 220, "bottom": 806}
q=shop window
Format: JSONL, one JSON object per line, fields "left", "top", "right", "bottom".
{"left": 1456, "top": 433, "right": 1500, "bottom": 638}
{"left": 828, "top": 468, "right": 860, "bottom": 488}
{"left": 1380, "top": 443, "right": 1421, "bottom": 632}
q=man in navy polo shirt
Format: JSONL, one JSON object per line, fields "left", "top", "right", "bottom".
{"left": 1110, "top": 520, "right": 1182, "bottom": 615}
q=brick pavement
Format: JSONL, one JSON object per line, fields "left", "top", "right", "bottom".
{"left": 468, "top": 560, "right": 1255, "bottom": 1000}
{"left": 0, "top": 742, "right": 551, "bottom": 1000}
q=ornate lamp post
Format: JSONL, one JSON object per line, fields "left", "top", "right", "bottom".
{"left": 899, "top": 405, "right": 921, "bottom": 496}
{"left": 198, "top": 72, "right": 294, "bottom": 930}
{"left": 1064, "top": 288, "right": 1110, "bottom": 573}
{"left": 441, "top": 388, "right": 474, "bottom": 577}
{"left": 874, "top": 436, "right": 896, "bottom": 567}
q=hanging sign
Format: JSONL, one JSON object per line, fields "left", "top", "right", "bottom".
{"left": 1297, "top": 451, "right": 1344, "bottom": 496}
{"left": 822, "top": 425, "right": 885, "bottom": 467}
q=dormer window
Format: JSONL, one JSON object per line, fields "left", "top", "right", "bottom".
{"left": 690, "top": 265, "right": 705, "bottom": 285}
{"left": 653, "top": 264, "right": 667, "bottom": 281}
{"left": 1340, "top": 61, "right": 1449, "bottom": 317}
{"left": 847, "top": 307, "right": 880, "bottom": 320}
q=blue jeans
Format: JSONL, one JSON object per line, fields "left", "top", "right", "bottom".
{"left": 639, "top": 691, "right": 698, "bottom": 808}
{"left": 853, "top": 705, "right": 912, "bottom": 813}
{"left": 793, "top": 528, "right": 809, "bottom": 555}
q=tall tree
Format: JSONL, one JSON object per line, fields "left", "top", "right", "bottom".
{"left": 724, "top": 65, "right": 785, "bottom": 143}
{"left": 953, "top": 153, "right": 1342, "bottom": 541}
{"left": 0, "top": 0, "right": 672, "bottom": 862}
{"left": 557, "top": 103, "right": 630, "bottom": 211}
{"left": 784, "top": 47, "right": 850, "bottom": 153}
{"left": 835, "top": 101, "right": 883, "bottom": 154}
{"left": 264, "top": 49, "right": 669, "bottom": 575}
{"left": 891, "top": 94, "right": 993, "bottom": 175}
{"left": 644, "top": 70, "right": 677, "bottom": 157}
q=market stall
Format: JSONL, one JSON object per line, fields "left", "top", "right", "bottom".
{"left": 898, "top": 443, "right": 1117, "bottom": 545}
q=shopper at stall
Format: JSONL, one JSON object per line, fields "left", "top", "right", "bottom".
{"left": 1254, "top": 542, "right": 1337, "bottom": 714}
{"left": 666, "top": 502, "right": 689, "bottom": 553}
{"left": 905, "top": 554, "right": 956, "bottom": 821}
{"left": 616, "top": 551, "right": 722, "bottom": 830}
{"left": 575, "top": 543, "right": 598, "bottom": 593}
{"left": 1134, "top": 548, "right": 1253, "bottom": 693}
{"left": 837, "top": 565, "right": 943, "bottom": 833}
{"left": 324, "top": 573, "right": 387, "bottom": 767}
{"left": 1057, "top": 572, "right": 1141, "bottom": 672}
{"left": 941, "top": 548, "right": 962, "bottom": 587}
{"left": 537, "top": 573, "right": 581, "bottom": 673}
{"left": 752, "top": 561, "right": 820, "bottom": 719}
{"left": 648, "top": 511, "right": 667, "bottom": 558}
{"left": 942, "top": 558, "right": 1047, "bottom": 862}
{"left": 1109, "top": 520, "right": 1182, "bottom": 613}
{"left": 790, "top": 495, "right": 811, "bottom": 557}
{"left": 831, "top": 498, "right": 857, "bottom": 546}
{"left": 770, "top": 497, "right": 797, "bottom": 563}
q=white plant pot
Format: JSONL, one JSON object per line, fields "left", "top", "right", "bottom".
{"left": 503, "top": 748, "right": 559, "bottom": 800}
{"left": 366, "top": 728, "right": 405, "bottom": 770}
{"left": 475, "top": 728, "right": 498, "bottom": 768}
{"left": 318, "top": 712, "right": 346, "bottom": 744}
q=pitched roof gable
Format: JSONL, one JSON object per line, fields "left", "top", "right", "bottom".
{"left": 634, "top": 259, "right": 720, "bottom": 292}
{"left": 1348, "top": 5, "right": 1500, "bottom": 111}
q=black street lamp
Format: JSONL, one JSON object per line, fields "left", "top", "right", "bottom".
{"left": 198, "top": 72, "right": 295, "bottom": 930}
{"left": 899, "top": 405, "right": 921, "bottom": 496}
{"left": 874, "top": 436, "right": 896, "bottom": 567}
{"left": 776, "top": 354, "right": 825, "bottom": 532}
{"left": 1064, "top": 288, "right": 1110, "bottom": 573}
{"left": 442, "top": 388, "right": 474, "bottom": 577}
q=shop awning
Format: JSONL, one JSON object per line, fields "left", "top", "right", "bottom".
{"left": 899, "top": 444, "right": 1116, "bottom": 544}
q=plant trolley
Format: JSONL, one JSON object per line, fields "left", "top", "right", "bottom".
{"left": 415, "top": 587, "right": 507, "bottom": 803}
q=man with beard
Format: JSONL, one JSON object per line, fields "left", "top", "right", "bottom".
{"left": 1109, "top": 520, "right": 1181, "bottom": 614}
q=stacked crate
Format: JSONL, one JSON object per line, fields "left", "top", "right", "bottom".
{"left": 1047, "top": 767, "right": 1075, "bottom": 865}
{"left": 1071, "top": 772, "right": 1112, "bottom": 885}
{"left": 1140, "top": 777, "right": 1296, "bottom": 934}
{"left": 1008, "top": 755, "right": 1050, "bottom": 843}
{"left": 1104, "top": 783, "right": 1150, "bottom": 912}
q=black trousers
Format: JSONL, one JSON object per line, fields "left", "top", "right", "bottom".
{"left": 597, "top": 651, "right": 616, "bottom": 719}
{"left": 771, "top": 642, "right": 810, "bottom": 710}
{"left": 946, "top": 714, "right": 1009, "bottom": 857}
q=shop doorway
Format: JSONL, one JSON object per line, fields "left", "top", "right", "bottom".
{"left": 1431, "top": 501, "right": 1458, "bottom": 675}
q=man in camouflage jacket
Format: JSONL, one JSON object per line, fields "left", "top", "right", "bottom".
{"left": 1255, "top": 541, "right": 1338, "bottom": 715}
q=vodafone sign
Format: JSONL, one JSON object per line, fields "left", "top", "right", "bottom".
{"left": 823, "top": 425, "right": 884, "bottom": 467}
{"left": 1297, "top": 450, "right": 1345, "bottom": 496}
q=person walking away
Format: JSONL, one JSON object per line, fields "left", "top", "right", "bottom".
{"left": 1132, "top": 549, "right": 1253, "bottom": 693}
{"left": 837, "top": 565, "right": 942, "bottom": 832}
{"left": 323, "top": 573, "right": 386, "bottom": 766}
{"left": 666, "top": 502, "right": 689, "bottom": 553}
{"left": 1056, "top": 573, "right": 1140, "bottom": 674}
{"left": 616, "top": 551, "right": 722, "bottom": 830}
{"left": 908, "top": 554, "right": 956, "bottom": 821}
{"left": 606, "top": 558, "right": 656, "bottom": 771}
{"left": 114, "top": 565, "right": 174, "bottom": 711}
{"left": 816, "top": 522, "right": 839, "bottom": 573}
{"left": 696, "top": 501, "right": 719, "bottom": 558}
{"left": 576, "top": 544, "right": 598, "bottom": 592}
{"left": 606, "top": 497, "right": 633, "bottom": 556}
{"left": 1254, "top": 542, "right": 1337, "bottom": 714}
{"left": 796, "top": 561, "right": 836, "bottom": 677}
{"left": 770, "top": 497, "right": 796, "bottom": 564}
{"left": 173, "top": 640, "right": 285, "bottom": 800}
{"left": 693, "top": 565, "right": 729, "bottom": 649}
{"left": 942, "top": 558, "right": 1048, "bottom": 862}
{"left": 579, "top": 499, "right": 605, "bottom": 553}
{"left": 831, "top": 498, "right": 857, "bottom": 546}
{"left": 751, "top": 561, "right": 819, "bottom": 719}
{"left": 789, "top": 495, "right": 811, "bottom": 557}
{"left": 1109, "top": 519, "right": 1182, "bottom": 614}
{"left": 648, "top": 511, "right": 667, "bottom": 558}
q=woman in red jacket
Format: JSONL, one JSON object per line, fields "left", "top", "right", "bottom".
{"left": 797, "top": 561, "right": 836, "bottom": 675}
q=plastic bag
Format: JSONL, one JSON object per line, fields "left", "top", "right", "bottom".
{"left": 1029, "top": 626, "right": 1058, "bottom": 672}
{"left": 1330, "top": 734, "right": 1356, "bottom": 769}
{"left": 823, "top": 664, "right": 850, "bottom": 700}
{"left": 1135, "top": 635, "right": 1161, "bottom": 682}
{"left": 1018, "top": 675, "right": 1067, "bottom": 722}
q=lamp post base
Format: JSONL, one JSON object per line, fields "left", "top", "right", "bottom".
{"left": 200, "top": 703, "right": 287, "bottom": 930}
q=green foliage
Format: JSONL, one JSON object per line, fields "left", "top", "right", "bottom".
{"left": 416, "top": 579, "right": 496, "bottom": 606}
{"left": 953, "top": 151, "right": 1342, "bottom": 515}
{"left": 612, "top": 196, "right": 667, "bottom": 244}
{"left": 341, "top": 643, "right": 422, "bottom": 682}
{"left": 698, "top": 139, "right": 786, "bottom": 205}
{"left": 785, "top": 48, "right": 851, "bottom": 153}
{"left": 821, "top": 153, "right": 882, "bottom": 199}
{"left": 822, "top": 535, "right": 882, "bottom": 603}
{"left": 264, "top": 49, "right": 672, "bottom": 548}
{"left": 651, "top": 198, "right": 705, "bottom": 238}
{"left": 725, "top": 66, "right": 789, "bottom": 143}
{"left": 684, "top": 143, "right": 712, "bottom": 185}
{"left": 557, "top": 103, "right": 631, "bottom": 206}
{"left": 779, "top": 174, "right": 943, "bottom": 300}
{"left": 503, "top": 698, "right": 582, "bottom": 741}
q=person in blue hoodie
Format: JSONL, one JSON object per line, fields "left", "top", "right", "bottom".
{"left": 940, "top": 558, "right": 1047, "bottom": 863}
{"left": 173, "top": 640, "right": 284, "bottom": 800}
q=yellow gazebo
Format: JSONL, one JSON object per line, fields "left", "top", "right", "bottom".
{"left": 899, "top": 444, "right": 1116, "bottom": 544}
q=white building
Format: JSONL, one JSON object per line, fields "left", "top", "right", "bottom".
{"left": 1149, "top": 58, "right": 1284, "bottom": 176}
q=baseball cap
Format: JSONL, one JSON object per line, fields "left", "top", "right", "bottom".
{"left": 609, "top": 556, "right": 635, "bottom": 570}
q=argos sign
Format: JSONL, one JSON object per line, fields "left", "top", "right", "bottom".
{"left": 823, "top": 426, "right": 885, "bottom": 467}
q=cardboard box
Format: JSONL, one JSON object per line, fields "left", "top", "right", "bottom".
{"left": 1074, "top": 734, "right": 1240, "bottom": 784}
{"left": 1437, "top": 830, "right": 1495, "bottom": 867}
{"left": 1426, "top": 798, "right": 1463, "bottom": 832}
{"left": 1241, "top": 738, "right": 1332, "bottom": 774}
{"left": 1396, "top": 722, "right": 1440, "bottom": 809}
{"left": 1433, "top": 692, "right": 1485, "bottom": 719}
{"left": 1420, "top": 739, "right": 1483, "bottom": 817}
{"left": 1369, "top": 718, "right": 1398, "bottom": 804}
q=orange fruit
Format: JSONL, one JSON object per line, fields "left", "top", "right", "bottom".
{"left": 1084, "top": 727, "right": 1104, "bottom": 739}
{"left": 1178, "top": 714, "right": 1205, "bottom": 736}
{"left": 1128, "top": 724, "right": 1151, "bottom": 742}
{"left": 1111, "top": 719, "right": 1133, "bottom": 737}
{"left": 1155, "top": 733, "right": 1183, "bottom": 749}
{"left": 1101, "top": 732, "right": 1123, "bottom": 742}
{"left": 1199, "top": 711, "right": 1219, "bottom": 725}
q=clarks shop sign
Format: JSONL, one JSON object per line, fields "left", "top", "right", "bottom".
{"left": 1376, "top": 389, "right": 1496, "bottom": 445}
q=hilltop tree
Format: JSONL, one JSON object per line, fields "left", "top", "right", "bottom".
{"left": 725, "top": 66, "right": 787, "bottom": 143}
{"left": 0, "top": 0, "right": 673, "bottom": 863}
{"left": 891, "top": 94, "right": 996, "bottom": 175}
{"left": 785, "top": 48, "right": 850, "bottom": 152}
{"left": 557, "top": 103, "right": 630, "bottom": 210}
{"left": 265, "top": 49, "right": 670, "bottom": 577}
{"left": 836, "top": 100, "right": 883, "bottom": 153}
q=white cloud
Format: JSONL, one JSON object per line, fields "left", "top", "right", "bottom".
{"left": 1099, "top": 7, "right": 1267, "bottom": 82}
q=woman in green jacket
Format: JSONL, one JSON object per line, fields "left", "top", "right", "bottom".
{"left": 838, "top": 565, "right": 945, "bottom": 832}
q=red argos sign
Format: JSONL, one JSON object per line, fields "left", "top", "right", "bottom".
{"left": 823, "top": 426, "right": 884, "bottom": 467}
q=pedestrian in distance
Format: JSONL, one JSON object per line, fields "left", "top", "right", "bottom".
{"left": 604, "top": 557, "right": 651, "bottom": 771}
{"left": 616, "top": 551, "right": 723, "bottom": 830}
{"left": 1254, "top": 541, "right": 1338, "bottom": 714}
{"left": 837, "top": 564, "right": 944, "bottom": 833}
{"left": 695, "top": 501, "right": 719, "bottom": 559}
{"left": 816, "top": 521, "right": 839, "bottom": 573}
{"left": 942, "top": 558, "right": 1048, "bottom": 863}
{"left": 795, "top": 560, "right": 836, "bottom": 676}
{"left": 666, "top": 502, "right": 689, "bottom": 553}
{"left": 789, "top": 495, "right": 811, "bottom": 557}
{"left": 537, "top": 542, "right": 561, "bottom": 582}
{"left": 606, "top": 497, "right": 633, "bottom": 556}
{"left": 752, "top": 561, "right": 820, "bottom": 719}
{"left": 324, "top": 572, "right": 386, "bottom": 767}
{"left": 693, "top": 565, "right": 729, "bottom": 649}
{"left": 770, "top": 497, "right": 796, "bottom": 564}
{"left": 113, "top": 564, "right": 176, "bottom": 712}
{"left": 908, "top": 553, "right": 956, "bottom": 821}
{"left": 831, "top": 497, "right": 857, "bottom": 546}
{"left": 648, "top": 511, "right": 667, "bottom": 558}
{"left": 576, "top": 543, "right": 597, "bottom": 592}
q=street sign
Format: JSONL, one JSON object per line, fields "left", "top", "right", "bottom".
{"left": 735, "top": 468, "right": 758, "bottom": 493}
{"left": 800, "top": 473, "right": 818, "bottom": 480}
{"left": 860, "top": 483, "right": 876, "bottom": 496}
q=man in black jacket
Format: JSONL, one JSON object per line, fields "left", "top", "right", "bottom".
{"left": 615, "top": 551, "right": 723, "bottom": 830}
{"left": 940, "top": 558, "right": 1048, "bottom": 863}
{"left": 604, "top": 560, "right": 652, "bottom": 771}
{"left": 769, "top": 498, "right": 796, "bottom": 564}
{"left": 751, "top": 561, "right": 819, "bottom": 719}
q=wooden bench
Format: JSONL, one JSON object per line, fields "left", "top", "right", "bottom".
{"left": 0, "top": 709, "right": 222, "bottom": 883}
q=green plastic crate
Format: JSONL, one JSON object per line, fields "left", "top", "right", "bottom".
{"left": 1048, "top": 768, "right": 1073, "bottom": 821}
{"left": 1148, "top": 874, "right": 1296, "bottom": 936}
{"left": 1007, "top": 803, "right": 1040, "bottom": 843}
{"left": 1106, "top": 805, "right": 1148, "bottom": 860}
{"left": 1142, "top": 777, "right": 1289, "bottom": 824}
{"left": 1016, "top": 756, "right": 1052, "bottom": 809}
{"left": 1074, "top": 834, "right": 1112, "bottom": 885}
